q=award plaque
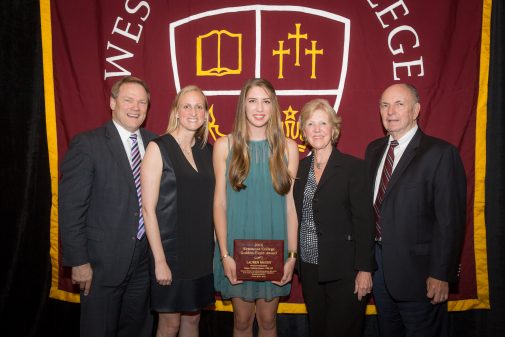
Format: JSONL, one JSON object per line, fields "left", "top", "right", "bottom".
{"left": 234, "top": 239, "right": 284, "bottom": 281}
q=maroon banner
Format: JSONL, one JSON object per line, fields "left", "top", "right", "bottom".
{"left": 45, "top": 0, "right": 488, "bottom": 312}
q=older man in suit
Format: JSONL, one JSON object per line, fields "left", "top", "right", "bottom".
{"left": 365, "top": 83, "right": 466, "bottom": 337}
{"left": 59, "top": 76, "right": 156, "bottom": 337}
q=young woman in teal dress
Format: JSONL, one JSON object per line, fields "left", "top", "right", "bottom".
{"left": 213, "top": 78, "right": 299, "bottom": 337}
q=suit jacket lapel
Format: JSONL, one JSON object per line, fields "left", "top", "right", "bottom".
{"left": 369, "top": 137, "right": 389, "bottom": 182}
{"left": 140, "top": 128, "right": 152, "bottom": 149}
{"left": 105, "top": 121, "right": 136, "bottom": 192}
{"left": 295, "top": 155, "right": 311, "bottom": 212}
{"left": 383, "top": 129, "right": 423, "bottom": 199}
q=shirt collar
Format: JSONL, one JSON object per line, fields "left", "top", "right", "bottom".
{"left": 388, "top": 124, "right": 418, "bottom": 147}
{"left": 112, "top": 120, "right": 140, "bottom": 143}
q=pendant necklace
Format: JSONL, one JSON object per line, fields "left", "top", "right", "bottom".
{"left": 315, "top": 151, "right": 325, "bottom": 170}
{"left": 175, "top": 136, "right": 193, "bottom": 157}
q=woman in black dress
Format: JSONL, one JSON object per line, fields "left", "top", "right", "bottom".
{"left": 141, "top": 85, "right": 215, "bottom": 337}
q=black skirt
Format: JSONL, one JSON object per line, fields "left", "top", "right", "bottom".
{"left": 150, "top": 273, "right": 215, "bottom": 312}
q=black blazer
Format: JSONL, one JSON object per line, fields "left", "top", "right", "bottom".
{"left": 59, "top": 120, "right": 157, "bottom": 286}
{"left": 364, "top": 128, "right": 466, "bottom": 301}
{"left": 294, "top": 147, "right": 376, "bottom": 282}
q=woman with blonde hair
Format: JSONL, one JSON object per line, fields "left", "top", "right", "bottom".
{"left": 141, "top": 85, "right": 215, "bottom": 337}
{"left": 293, "top": 98, "right": 375, "bottom": 337}
{"left": 213, "top": 78, "right": 299, "bottom": 337}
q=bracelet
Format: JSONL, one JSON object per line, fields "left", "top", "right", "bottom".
{"left": 220, "top": 253, "right": 230, "bottom": 262}
{"left": 288, "top": 251, "right": 298, "bottom": 259}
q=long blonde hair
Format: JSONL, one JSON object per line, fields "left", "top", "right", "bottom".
{"left": 229, "top": 78, "right": 291, "bottom": 195}
{"left": 166, "top": 85, "right": 209, "bottom": 147}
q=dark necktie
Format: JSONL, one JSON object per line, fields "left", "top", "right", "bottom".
{"left": 129, "top": 134, "right": 145, "bottom": 239}
{"left": 373, "top": 140, "right": 399, "bottom": 241}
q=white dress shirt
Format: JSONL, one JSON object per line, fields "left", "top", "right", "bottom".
{"left": 112, "top": 120, "right": 146, "bottom": 164}
{"left": 373, "top": 125, "right": 418, "bottom": 202}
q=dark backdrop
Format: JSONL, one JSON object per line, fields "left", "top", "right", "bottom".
{"left": 1, "top": 1, "right": 504, "bottom": 336}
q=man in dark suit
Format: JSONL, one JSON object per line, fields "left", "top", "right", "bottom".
{"left": 59, "top": 76, "right": 156, "bottom": 337}
{"left": 365, "top": 83, "right": 467, "bottom": 337}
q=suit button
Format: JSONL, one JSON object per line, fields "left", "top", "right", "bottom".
{"left": 134, "top": 212, "right": 139, "bottom": 216}
{"left": 131, "top": 236, "right": 136, "bottom": 240}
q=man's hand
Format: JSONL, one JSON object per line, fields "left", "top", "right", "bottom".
{"left": 426, "top": 276, "right": 449, "bottom": 304}
{"left": 72, "top": 263, "right": 93, "bottom": 296}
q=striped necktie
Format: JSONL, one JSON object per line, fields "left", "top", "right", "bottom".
{"left": 129, "top": 134, "right": 145, "bottom": 239}
{"left": 373, "top": 140, "right": 399, "bottom": 241}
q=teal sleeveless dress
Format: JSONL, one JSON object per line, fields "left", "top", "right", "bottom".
{"left": 213, "top": 139, "right": 291, "bottom": 301}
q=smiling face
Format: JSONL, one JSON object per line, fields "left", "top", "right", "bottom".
{"left": 176, "top": 90, "right": 207, "bottom": 132}
{"left": 303, "top": 109, "right": 334, "bottom": 151}
{"left": 244, "top": 85, "right": 273, "bottom": 130}
{"left": 379, "top": 84, "right": 420, "bottom": 140}
{"left": 110, "top": 82, "right": 148, "bottom": 133}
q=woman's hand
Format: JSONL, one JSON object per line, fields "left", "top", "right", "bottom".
{"left": 354, "top": 271, "right": 372, "bottom": 301}
{"left": 222, "top": 256, "right": 243, "bottom": 285}
{"left": 155, "top": 260, "right": 173, "bottom": 286}
{"left": 272, "top": 257, "right": 296, "bottom": 286}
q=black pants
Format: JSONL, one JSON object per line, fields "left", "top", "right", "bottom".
{"left": 80, "top": 237, "right": 153, "bottom": 337}
{"left": 373, "top": 244, "right": 448, "bottom": 337}
{"left": 300, "top": 261, "right": 367, "bottom": 337}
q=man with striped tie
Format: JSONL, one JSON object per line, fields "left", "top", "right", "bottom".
{"left": 59, "top": 76, "right": 156, "bottom": 337}
{"left": 365, "top": 83, "right": 467, "bottom": 337}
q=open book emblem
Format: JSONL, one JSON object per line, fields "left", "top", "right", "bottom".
{"left": 197, "top": 30, "right": 242, "bottom": 76}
